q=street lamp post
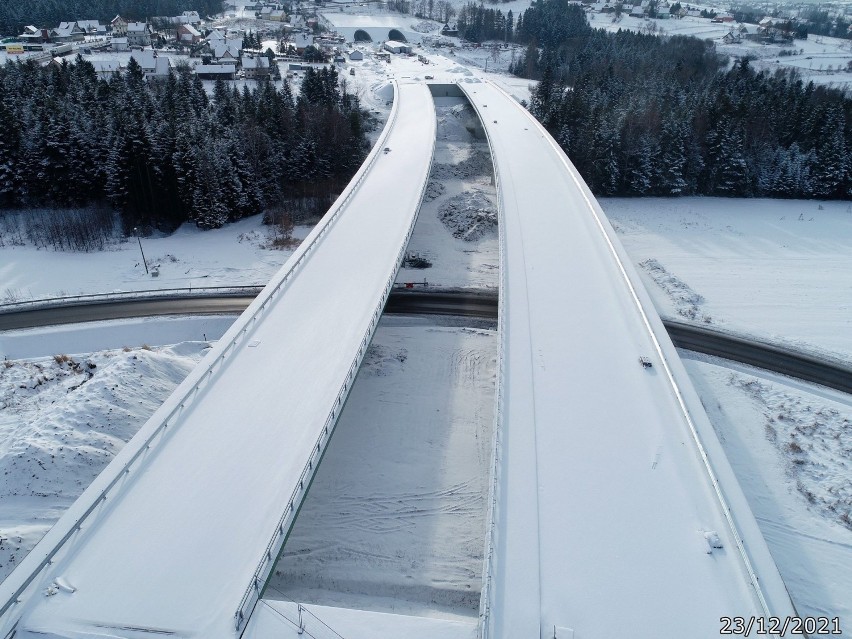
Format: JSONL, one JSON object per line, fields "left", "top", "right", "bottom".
{"left": 134, "top": 227, "right": 149, "bottom": 275}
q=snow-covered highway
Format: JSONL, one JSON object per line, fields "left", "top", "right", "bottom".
{"left": 460, "top": 80, "right": 797, "bottom": 638}
{"left": 0, "top": 80, "right": 436, "bottom": 638}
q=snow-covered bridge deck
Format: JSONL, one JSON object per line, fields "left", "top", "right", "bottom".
{"left": 0, "top": 81, "right": 436, "bottom": 639}
{"left": 460, "top": 80, "right": 797, "bottom": 638}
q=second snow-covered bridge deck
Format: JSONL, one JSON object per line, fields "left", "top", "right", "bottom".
{"left": 461, "top": 81, "right": 797, "bottom": 638}
{"left": 0, "top": 81, "right": 436, "bottom": 639}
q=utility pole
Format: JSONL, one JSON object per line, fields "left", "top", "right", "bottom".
{"left": 134, "top": 227, "right": 149, "bottom": 275}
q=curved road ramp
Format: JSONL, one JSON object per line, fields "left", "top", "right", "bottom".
{"left": 0, "top": 81, "right": 437, "bottom": 639}
{"left": 461, "top": 80, "right": 796, "bottom": 638}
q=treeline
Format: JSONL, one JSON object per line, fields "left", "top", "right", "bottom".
{"left": 0, "top": 58, "right": 368, "bottom": 230}
{"left": 0, "top": 0, "right": 222, "bottom": 35}
{"left": 513, "top": 1, "right": 852, "bottom": 199}
{"left": 457, "top": 0, "right": 588, "bottom": 45}
{"left": 731, "top": 5, "right": 850, "bottom": 40}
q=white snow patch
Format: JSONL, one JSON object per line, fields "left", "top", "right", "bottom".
{"left": 0, "top": 342, "right": 208, "bottom": 580}
{"left": 0, "top": 214, "right": 310, "bottom": 303}
{"left": 439, "top": 190, "right": 497, "bottom": 242}
{"left": 683, "top": 354, "right": 852, "bottom": 624}
{"left": 602, "top": 197, "right": 852, "bottom": 360}
{"left": 639, "top": 257, "right": 711, "bottom": 323}
{"left": 268, "top": 320, "right": 497, "bottom": 619}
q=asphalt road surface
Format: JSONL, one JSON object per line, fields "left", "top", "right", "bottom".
{"left": 0, "top": 296, "right": 256, "bottom": 330}
{"left": 1, "top": 290, "right": 850, "bottom": 394}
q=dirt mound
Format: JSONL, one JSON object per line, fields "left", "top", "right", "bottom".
{"left": 423, "top": 180, "right": 445, "bottom": 202}
{"left": 439, "top": 189, "right": 497, "bottom": 242}
{"left": 430, "top": 150, "right": 493, "bottom": 183}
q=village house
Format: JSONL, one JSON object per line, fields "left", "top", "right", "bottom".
{"left": 290, "top": 33, "right": 314, "bottom": 55}
{"left": 195, "top": 64, "right": 236, "bottom": 79}
{"left": 91, "top": 60, "right": 122, "bottom": 79}
{"left": 52, "top": 22, "right": 86, "bottom": 43}
{"left": 347, "top": 49, "right": 363, "bottom": 61}
{"left": 130, "top": 50, "right": 171, "bottom": 78}
{"left": 111, "top": 15, "right": 128, "bottom": 35}
{"left": 178, "top": 24, "right": 203, "bottom": 44}
{"left": 77, "top": 20, "right": 106, "bottom": 35}
{"left": 215, "top": 45, "right": 241, "bottom": 64}
{"left": 179, "top": 11, "right": 203, "bottom": 25}
{"left": 127, "top": 22, "right": 152, "bottom": 47}
{"left": 384, "top": 41, "right": 412, "bottom": 54}
{"left": 206, "top": 29, "right": 226, "bottom": 44}
{"left": 241, "top": 55, "right": 271, "bottom": 78}
{"left": 111, "top": 37, "right": 129, "bottom": 51}
{"left": 212, "top": 38, "right": 243, "bottom": 61}
{"left": 19, "top": 26, "right": 50, "bottom": 44}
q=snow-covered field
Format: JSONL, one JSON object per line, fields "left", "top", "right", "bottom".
{"left": 587, "top": 12, "right": 852, "bottom": 89}
{"left": 267, "top": 317, "right": 497, "bottom": 619}
{"left": 683, "top": 354, "right": 852, "bottom": 622}
{"left": 0, "top": 214, "right": 310, "bottom": 303}
{"left": 602, "top": 197, "right": 852, "bottom": 361}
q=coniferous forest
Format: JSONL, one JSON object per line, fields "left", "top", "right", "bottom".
{"left": 507, "top": 0, "right": 852, "bottom": 199}
{"left": 0, "top": 58, "right": 368, "bottom": 231}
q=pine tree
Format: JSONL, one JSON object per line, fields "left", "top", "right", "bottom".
{"left": 658, "top": 119, "right": 688, "bottom": 195}
{"left": 811, "top": 108, "right": 848, "bottom": 199}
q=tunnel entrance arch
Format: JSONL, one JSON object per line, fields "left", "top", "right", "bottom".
{"left": 354, "top": 29, "right": 372, "bottom": 42}
{"left": 388, "top": 29, "right": 407, "bottom": 42}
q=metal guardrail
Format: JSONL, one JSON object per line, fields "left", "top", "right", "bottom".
{"left": 0, "top": 81, "right": 410, "bottom": 634}
{"left": 233, "top": 80, "right": 439, "bottom": 631}
{"left": 462, "top": 84, "right": 504, "bottom": 639}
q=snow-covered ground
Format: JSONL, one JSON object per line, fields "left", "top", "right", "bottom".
{"left": 600, "top": 196, "right": 852, "bottom": 623}
{"left": 0, "top": 214, "right": 310, "bottom": 303}
{"left": 0, "top": 340, "right": 211, "bottom": 581}
{"left": 1, "top": 36, "right": 851, "bottom": 625}
{"left": 267, "top": 317, "right": 497, "bottom": 619}
{"left": 602, "top": 197, "right": 852, "bottom": 361}
{"left": 683, "top": 353, "right": 852, "bottom": 623}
